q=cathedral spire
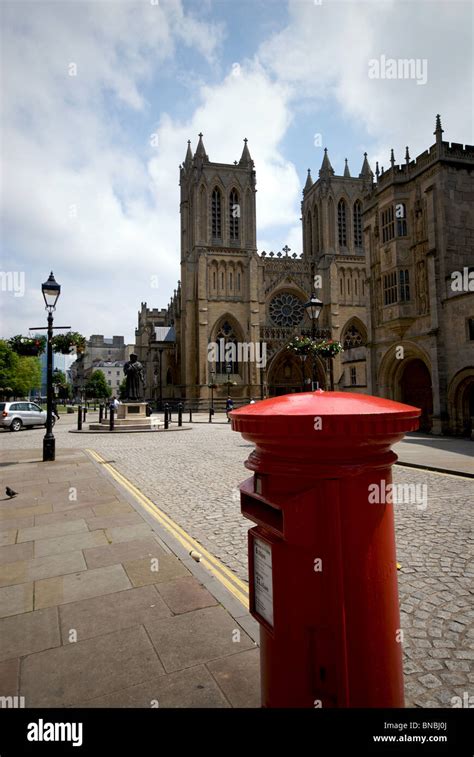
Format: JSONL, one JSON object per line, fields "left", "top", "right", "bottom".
{"left": 343, "top": 158, "right": 351, "bottom": 178}
{"left": 434, "top": 114, "right": 444, "bottom": 144}
{"left": 319, "top": 148, "right": 334, "bottom": 178}
{"left": 239, "top": 137, "right": 253, "bottom": 166}
{"left": 303, "top": 168, "right": 313, "bottom": 193}
{"left": 184, "top": 140, "right": 193, "bottom": 168}
{"left": 359, "top": 152, "right": 373, "bottom": 179}
{"left": 194, "top": 132, "right": 209, "bottom": 162}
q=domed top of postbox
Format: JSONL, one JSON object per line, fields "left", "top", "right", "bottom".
{"left": 230, "top": 391, "right": 420, "bottom": 448}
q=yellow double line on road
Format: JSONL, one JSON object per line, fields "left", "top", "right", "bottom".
{"left": 86, "top": 449, "right": 249, "bottom": 608}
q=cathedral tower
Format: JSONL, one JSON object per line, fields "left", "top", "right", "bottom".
{"left": 179, "top": 134, "right": 260, "bottom": 400}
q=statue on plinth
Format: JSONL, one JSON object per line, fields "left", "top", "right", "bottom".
{"left": 123, "top": 353, "right": 145, "bottom": 401}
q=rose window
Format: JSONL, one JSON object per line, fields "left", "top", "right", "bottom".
{"left": 269, "top": 293, "right": 305, "bottom": 327}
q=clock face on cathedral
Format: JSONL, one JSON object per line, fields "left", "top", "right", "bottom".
{"left": 269, "top": 292, "right": 305, "bottom": 327}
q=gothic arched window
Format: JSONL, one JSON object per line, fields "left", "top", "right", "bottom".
{"left": 328, "top": 197, "right": 335, "bottom": 248}
{"left": 306, "top": 211, "right": 313, "bottom": 257}
{"left": 229, "top": 189, "right": 240, "bottom": 240}
{"left": 338, "top": 199, "right": 347, "bottom": 247}
{"left": 212, "top": 187, "right": 222, "bottom": 239}
{"left": 396, "top": 203, "right": 407, "bottom": 237}
{"left": 215, "top": 320, "right": 239, "bottom": 374}
{"left": 343, "top": 324, "right": 365, "bottom": 349}
{"left": 313, "top": 205, "right": 320, "bottom": 253}
{"left": 353, "top": 200, "right": 363, "bottom": 248}
{"left": 199, "top": 185, "right": 207, "bottom": 243}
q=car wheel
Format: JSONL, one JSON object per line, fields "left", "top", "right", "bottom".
{"left": 10, "top": 418, "right": 22, "bottom": 432}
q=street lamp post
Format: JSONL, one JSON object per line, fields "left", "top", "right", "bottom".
{"left": 158, "top": 348, "right": 163, "bottom": 410}
{"left": 42, "top": 272, "right": 61, "bottom": 461}
{"left": 304, "top": 293, "right": 323, "bottom": 391}
{"left": 210, "top": 369, "right": 216, "bottom": 413}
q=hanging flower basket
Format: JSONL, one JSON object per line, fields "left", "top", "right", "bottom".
{"left": 287, "top": 336, "right": 343, "bottom": 359}
{"left": 286, "top": 336, "right": 318, "bottom": 356}
{"left": 314, "top": 339, "right": 344, "bottom": 359}
{"left": 8, "top": 335, "right": 46, "bottom": 356}
{"left": 52, "top": 332, "right": 86, "bottom": 355}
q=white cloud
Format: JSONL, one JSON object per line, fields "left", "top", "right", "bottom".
{"left": 260, "top": 0, "right": 473, "bottom": 158}
{"left": 1, "top": 0, "right": 224, "bottom": 341}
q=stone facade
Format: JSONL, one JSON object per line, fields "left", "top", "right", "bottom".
{"left": 136, "top": 118, "right": 474, "bottom": 434}
{"left": 363, "top": 117, "right": 474, "bottom": 434}
{"left": 71, "top": 335, "right": 132, "bottom": 399}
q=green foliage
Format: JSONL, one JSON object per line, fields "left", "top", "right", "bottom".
{"left": 8, "top": 334, "right": 46, "bottom": 356}
{"left": 52, "top": 369, "right": 67, "bottom": 386}
{"left": 85, "top": 370, "right": 112, "bottom": 399}
{"left": 287, "top": 336, "right": 343, "bottom": 359}
{"left": 51, "top": 331, "right": 86, "bottom": 355}
{"left": 0, "top": 341, "right": 42, "bottom": 396}
{"left": 118, "top": 378, "right": 127, "bottom": 400}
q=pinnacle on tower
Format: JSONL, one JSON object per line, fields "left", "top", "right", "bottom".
{"left": 184, "top": 140, "right": 193, "bottom": 168}
{"left": 359, "top": 152, "right": 373, "bottom": 179}
{"left": 405, "top": 146, "right": 410, "bottom": 166}
{"left": 434, "top": 114, "right": 444, "bottom": 143}
{"left": 239, "top": 137, "right": 253, "bottom": 166}
{"left": 319, "top": 148, "right": 334, "bottom": 177}
{"left": 303, "top": 168, "right": 313, "bottom": 193}
{"left": 194, "top": 132, "right": 209, "bottom": 161}
{"left": 390, "top": 149, "right": 395, "bottom": 168}
{"left": 343, "top": 158, "right": 351, "bottom": 178}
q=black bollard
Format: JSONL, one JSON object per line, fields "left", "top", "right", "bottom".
{"left": 178, "top": 403, "right": 183, "bottom": 427}
{"left": 189, "top": 407, "right": 192, "bottom": 423}
{"left": 209, "top": 407, "right": 214, "bottom": 423}
{"left": 164, "top": 405, "right": 169, "bottom": 430}
{"left": 109, "top": 405, "right": 115, "bottom": 431}
{"left": 83, "top": 406, "right": 87, "bottom": 422}
{"left": 77, "top": 405, "right": 82, "bottom": 431}
{"left": 99, "top": 404, "right": 104, "bottom": 423}
{"left": 104, "top": 404, "right": 108, "bottom": 420}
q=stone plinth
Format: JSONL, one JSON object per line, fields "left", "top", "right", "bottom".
{"left": 117, "top": 402, "right": 147, "bottom": 421}
{"left": 88, "top": 402, "right": 164, "bottom": 431}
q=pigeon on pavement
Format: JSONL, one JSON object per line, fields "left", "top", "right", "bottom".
{"left": 6, "top": 487, "right": 18, "bottom": 498}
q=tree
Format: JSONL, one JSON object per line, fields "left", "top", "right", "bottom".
{"left": 13, "top": 356, "right": 42, "bottom": 396}
{"left": 118, "top": 378, "right": 127, "bottom": 400}
{"left": 0, "top": 340, "right": 41, "bottom": 397}
{"left": 85, "top": 370, "right": 111, "bottom": 399}
{"left": 52, "top": 369, "right": 71, "bottom": 401}
{"left": 0, "top": 340, "right": 18, "bottom": 391}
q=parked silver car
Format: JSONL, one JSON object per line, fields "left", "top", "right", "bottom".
{"left": 0, "top": 402, "right": 55, "bottom": 431}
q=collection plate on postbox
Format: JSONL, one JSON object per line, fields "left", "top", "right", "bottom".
{"left": 252, "top": 535, "right": 274, "bottom": 628}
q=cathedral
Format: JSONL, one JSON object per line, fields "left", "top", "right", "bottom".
{"left": 135, "top": 117, "right": 474, "bottom": 436}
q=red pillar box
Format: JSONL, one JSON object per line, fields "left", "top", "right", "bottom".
{"left": 230, "top": 391, "right": 420, "bottom": 708}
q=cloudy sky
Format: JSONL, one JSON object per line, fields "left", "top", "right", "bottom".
{"left": 1, "top": 0, "right": 472, "bottom": 343}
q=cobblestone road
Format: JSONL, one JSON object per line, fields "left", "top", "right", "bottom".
{"left": 1, "top": 414, "right": 473, "bottom": 708}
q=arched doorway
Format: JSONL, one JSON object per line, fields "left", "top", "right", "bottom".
{"left": 266, "top": 350, "right": 326, "bottom": 396}
{"left": 399, "top": 359, "right": 433, "bottom": 432}
{"left": 448, "top": 369, "right": 474, "bottom": 436}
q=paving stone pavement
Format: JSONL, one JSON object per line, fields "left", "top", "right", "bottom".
{"left": 0, "top": 443, "right": 260, "bottom": 708}
{"left": 1, "top": 414, "right": 473, "bottom": 708}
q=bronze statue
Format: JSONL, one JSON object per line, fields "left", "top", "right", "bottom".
{"left": 123, "top": 354, "right": 145, "bottom": 401}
